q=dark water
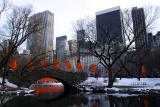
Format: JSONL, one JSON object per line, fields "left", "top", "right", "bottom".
{"left": 31, "top": 84, "right": 65, "bottom": 100}
{"left": 1, "top": 86, "right": 160, "bottom": 107}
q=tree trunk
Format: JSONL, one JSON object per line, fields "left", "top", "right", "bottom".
{"left": 2, "top": 68, "right": 6, "bottom": 88}
{"left": 108, "top": 67, "right": 113, "bottom": 88}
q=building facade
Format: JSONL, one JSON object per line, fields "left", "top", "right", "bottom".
{"left": 76, "top": 29, "right": 87, "bottom": 60}
{"left": 96, "top": 6, "right": 125, "bottom": 46}
{"left": 56, "top": 36, "right": 69, "bottom": 70}
{"left": 152, "top": 31, "right": 160, "bottom": 50}
{"left": 132, "top": 7, "right": 148, "bottom": 52}
{"left": 77, "top": 29, "right": 85, "bottom": 42}
{"left": 67, "top": 52, "right": 106, "bottom": 76}
{"left": 68, "top": 40, "right": 77, "bottom": 55}
{"left": 27, "top": 10, "right": 54, "bottom": 56}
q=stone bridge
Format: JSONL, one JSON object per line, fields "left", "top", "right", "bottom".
{"left": 17, "top": 69, "right": 88, "bottom": 88}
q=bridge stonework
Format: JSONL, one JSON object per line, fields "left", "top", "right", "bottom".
{"left": 17, "top": 69, "right": 88, "bottom": 88}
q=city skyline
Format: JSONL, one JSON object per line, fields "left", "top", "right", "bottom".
{"left": 1, "top": 1, "right": 160, "bottom": 102}
{"left": 10, "top": 0, "right": 160, "bottom": 52}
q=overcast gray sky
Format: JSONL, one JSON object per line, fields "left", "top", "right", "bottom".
{"left": 11, "top": 0, "right": 160, "bottom": 51}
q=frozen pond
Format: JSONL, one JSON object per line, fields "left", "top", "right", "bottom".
{"left": 1, "top": 91, "right": 160, "bottom": 107}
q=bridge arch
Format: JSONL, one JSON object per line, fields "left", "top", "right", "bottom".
{"left": 18, "top": 69, "right": 88, "bottom": 91}
{"left": 29, "top": 75, "right": 72, "bottom": 93}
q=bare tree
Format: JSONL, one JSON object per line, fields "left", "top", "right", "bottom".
{"left": 120, "top": 6, "right": 160, "bottom": 79}
{"left": 0, "top": 0, "right": 10, "bottom": 16}
{"left": 0, "top": 5, "right": 43, "bottom": 87}
{"left": 72, "top": 6, "right": 160, "bottom": 88}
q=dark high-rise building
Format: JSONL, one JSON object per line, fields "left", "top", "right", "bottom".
{"left": 132, "top": 7, "right": 148, "bottom": 51}
{"left": 77, "top": 29, "right": 86, "bottom": 60}
{"left": 96, "top": 6, "right": 125, "bottom": 46}
{"left": 68, "top": 40, "right": 77, "bottom": 55}
{"left": 27, "top": 10, "right": 54, "bottom": 55}
{"left": 152, "top": 31, "right": 160, "bottom": 50}
{"left": 56, "top": 36, "right": 69, "bottom": 70}
{"left": 56, "top": 35, "right": 69, "bottom": 57}
{"left": 147, "top": 33, "right": 152, "bottom": 51}
{"left": 77, "top": 29, "right": 85, "bottom": 42}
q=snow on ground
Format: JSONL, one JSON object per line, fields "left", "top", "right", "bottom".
{"left": 79, "top": 77, "right": 160, "bottom": 93}
{"left": 114, "top": 78, "right": 160, "bottom": 87}
{"left": 107, "top": 93, "right": 139, "bottom": 98}
{"left": 80, "top": 77, "right": 160, "bottom": 87}
{"left": 0, "top": 78, "right": 18, "bottom": 88}
{"left": 80, "top": 77, "right": 107, "bottom": 87}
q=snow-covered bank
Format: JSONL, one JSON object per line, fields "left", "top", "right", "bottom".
{"left": 107, "top": 93, "right": 139, "bottom": 98}
{"left": 114, "top": 78, "right": 160, "bottom": 87}
{"left": 105, "top": 86, "right": 160, "bottom": 94}
{"left": 0, "top": 78, "right": 18, "bottom": 89}
{"left": 79, "top": 77, "right": 160, "bottom": 94}
{"left": 80, "top": 77, "right": 160, "bottom": 87}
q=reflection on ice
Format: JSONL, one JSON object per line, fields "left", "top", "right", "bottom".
{"left": 29, "top": 78, "right": 65, "bottom": 100}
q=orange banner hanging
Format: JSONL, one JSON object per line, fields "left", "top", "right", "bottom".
{"left": 64, "top": 60, "right": 72, "bottom": 71}
{"left": 26, "top": 60, "right": 33, "bottom": 72}
{"left": 76, "top": 60, "right": 82, "bottom": 72}
{"left": 40, "top": 57, "right": 47, "bottom": 68}
{"left": 90, "top": 64, "right": 96, "bottom": 74}
{"left": 140, "top": 64, "right": 145, "bottom": 76}
{"left": 52, "top": 56, "right": 60, "bottom": 70}
{"left": 8, "top": 58, "right": 17, "bottom": 71}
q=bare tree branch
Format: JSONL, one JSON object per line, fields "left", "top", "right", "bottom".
{"left": 72, "top": 5, "right": 160, "bottom": 87}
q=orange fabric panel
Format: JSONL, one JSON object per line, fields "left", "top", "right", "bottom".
{"left": 52, "top": 56, "right": 60, "bottom": 70}
{"left": 64, "top": 60, "right": 72, "bottom": 71}
{"left": 140, "top": 64, "right": 145, "bottom": 76}
{"left": 8, "top": 58, "right": 17, "bottom": 71}
{"left": 76, "top": 60, "right": 82, "bottom": 72}
{"left": 90, "top": 64, "right": 96, "bottom": 74}
{"left": 26, "top": 60, "right": 33, "bottom": 72}
{"left": 40, "top": 57, "right": 47, "bottom": 68}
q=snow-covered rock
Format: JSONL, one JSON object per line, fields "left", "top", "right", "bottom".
{"left": 0, "top": 78, "right": 18, "bottom": 89}
{"left": 17, "top": 89, "right": 35, "bottom": 95}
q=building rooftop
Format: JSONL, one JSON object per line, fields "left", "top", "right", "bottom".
{"left": 56, "top": 35, "right": 67, "bottom": 40}
{"left": 30, "top": 10, "right": 54, "bottom": 18}
{"left": 96, "top": 6, "right": 120, "bottom": 16}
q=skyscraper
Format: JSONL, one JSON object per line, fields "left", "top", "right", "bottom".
{"left": 27, "top": 10, "right": 54, "bottom": 55}
{"left": 77, "top": 29, "right": 85, "bottom": 42}
{"left": 76, "top": 29, "right": 86, "bottom": 60}
{"left": 56, "top": 36, "right": 69, "bottom": 56}
{"left": 152, "top": 31, "right": 160, "bottom": 50}
{"left": 68, "top": 40, "right": 77, "bottom": 55}
{"left": 56, "top": 36, "right": 69, "bottom": 70}
{"left": 132, "top": 7, "right": 148, "bottom": 51}
{"left": 96, "top": 6, "right": 125, "bottom": 46}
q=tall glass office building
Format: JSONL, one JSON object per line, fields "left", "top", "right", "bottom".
{"left": 27, "top": 10, "right": 54, "bottom": 56}
{"left": 96, "top": 6, "right": 125, "bottom": 46}
{"left": 56, "top": 36, "right": 69, "bottom": 70}
{"left": 132, "top": 7, "right": 148, "bottom": 52}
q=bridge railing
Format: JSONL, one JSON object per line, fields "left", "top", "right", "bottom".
{"left": 18, "top": 49, "right": 106, "bottom": 78}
